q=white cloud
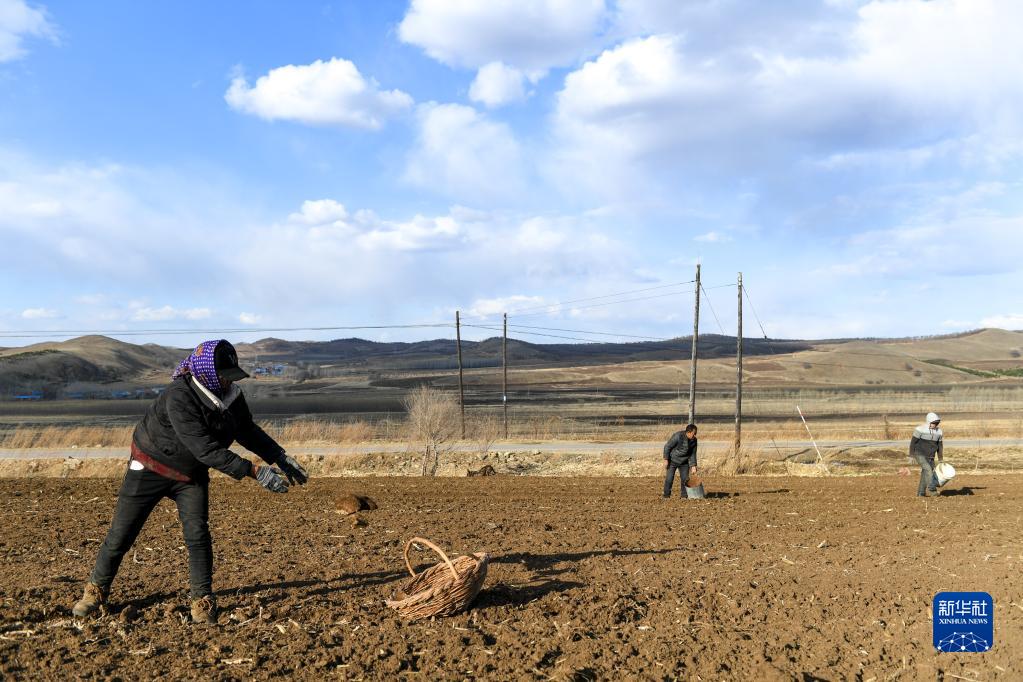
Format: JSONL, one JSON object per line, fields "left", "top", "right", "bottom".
{"left": 131, "top": 306, "right": 212, "bottom": 322}
{"left": 467, "top": 295, "right": 545, "bottom": 318}
{"left": 73, "top": 294, "right": 105, "bottom": 306}
{"left": 552, "top": 1, "right": 1023, "bottom": 197}
{"left": 820, "top": 212, "right": 1023, "bottom": 280}
{"left": 404, "top": 103, "right": 525, "bottom": 201}
{"left": 399, "top": 0, "right": 606, "bottom": 73}
{"left": 288, "top": 199, "right": 349, "bottom": 226}
{"left": 469, "top": 62, "right": 527, "bottom": 108}
{"left": 694, "top": 231, "right": 731, "bottom": 243}
{"left": 0, "top": 0, "right": 56, "bottom": 62}
{"left": 238, "top": 312, "right": 262, "bottom": 325}
{"left": 21, "top": 307, "right": 56, "bottom": 319}
{"left": 980, "top": 314, "right": 1023, "bottom": 330}
{"left": 0, "top": 152, "right": 247, "bottom": 283}
{"left": 225, "top": 57, "right": 413, "bottom": 130}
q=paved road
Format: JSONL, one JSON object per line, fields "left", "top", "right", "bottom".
{"left": 3, "top": 439, "right": 1021, "bottom": 460}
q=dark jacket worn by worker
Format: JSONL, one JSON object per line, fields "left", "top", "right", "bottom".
{"left": 132, "top": 375, "right": 284, "bottom": 482}
{"left": 909, "top": 424, "right": 943, "bottom": 461}
{"left": 664, "top": 431, "right": 698, "bottom": 467}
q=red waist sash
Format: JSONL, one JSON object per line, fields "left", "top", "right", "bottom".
{"left": 130, "top": 441, "right": 192, "bottom": 482}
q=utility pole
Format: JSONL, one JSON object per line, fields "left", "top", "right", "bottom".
{"left": 456, "top": 310, "right": 465, "bottom": 438}
{"left": 502, "top": 313, "right": 509, "bottom": 439}
{"left": 688, "top": 263, "right": 701, "bottom": 424}
{"left": 735, "top": 272, "right": 743, "bottom": 455}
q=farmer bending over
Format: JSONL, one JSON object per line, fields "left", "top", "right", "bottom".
{"left": 663, "top": 423, "right": 698, "bottom": 498}
{"left": 910, "top": 412, "right": 943, "bottom": 497}
{"left": 72, "top": 340, "right": 308, "bottom": 623}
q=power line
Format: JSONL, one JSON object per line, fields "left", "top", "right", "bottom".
{"left": 742, "top": 286, "right": 769, "bottom": 339}
{"left": 476, "top": 279, "right": 696, "bottom": 319}
{"left": 512, "top": 289, "right": 696, "bottom": 319}
{"left": 508, "top": 323, "right": 673, "bottom": 342}
{"left": 465, "top": 324, "right": 629, "bottom": 345}
{"left": 700, "top": 283, "right": 727, "bottom": 335}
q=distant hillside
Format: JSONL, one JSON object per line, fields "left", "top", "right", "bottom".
{"left": 235, "top": 334, "right": 811, "bottom": 368}
{"left": 0, "top": 328, "right": 1020, "bottom": 398}
{"left": 0, "top": 336, "right": 184, "bottom": 398}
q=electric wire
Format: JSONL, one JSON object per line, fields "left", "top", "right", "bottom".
{"left": 511, "top": 289, "right": 696, "bottom": 319}
{"left": 700, "top": 283, "right": 727, "bottom": 336}
{"left": 507, "top": 324, "right": 673, "bottom": 342}
{"left": 742, "top": 286, "right": 770, "bottom": 339}
{"left": 471, "top": 279, "right": 696, "bottom": 319}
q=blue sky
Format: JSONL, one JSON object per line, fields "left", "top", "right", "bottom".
{"left": 1, "top": 0, "right": 1021, "bottom": 347}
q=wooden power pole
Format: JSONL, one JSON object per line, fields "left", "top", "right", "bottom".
{"left": 502, "top": 313, "right": 509, "bottom": 439}
{"left": 688, "top": 263, "right": 701, "bottom": 425}
{"left": 735, "top": 272, "right": 743, "bottom": 455}
{"left": 456, "top": 310, "right": 465, "bottom": 438}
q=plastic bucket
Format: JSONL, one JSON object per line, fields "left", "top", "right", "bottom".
{"left": 934, "top": 462, "right": 956, "bottom": 487}
{"left": 685, "top": 475, "right": 706, "bottom": 499}
{"left": 685, "top": 484, "right": 705, "bottom": 499}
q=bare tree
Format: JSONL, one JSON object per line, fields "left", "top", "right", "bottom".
{"left": 403, "top": 386, "right": 460, "bottom": 476}
{"left": 469, "top": 413, "right": 501, "bottom": 459}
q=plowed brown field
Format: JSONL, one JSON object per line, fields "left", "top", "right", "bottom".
{"left": 1, "top": 475, "right": 1020, "bottom": 680}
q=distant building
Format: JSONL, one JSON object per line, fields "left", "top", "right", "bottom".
{"left": 14, "top": 390, "right": 43, "bottom": 401}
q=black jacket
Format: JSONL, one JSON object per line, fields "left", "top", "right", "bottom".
{"left": 663, "top": 431, "right": 698, "bottom": 467}
{"left": 909, "top": 435, "right": 943, "bottom": 460}
{"left": 132, "top": 376, "right": 284, "bottom": 481}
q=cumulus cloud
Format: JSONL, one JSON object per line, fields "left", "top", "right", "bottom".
{"left": 469, "top": 62, "right": 527, "bottom": 108}
{"left": 225, "top": 57, "right": 413, "bottom": 130}
{"left": 820, "top": 212, "right": 1023, "bottom": 280}
{"left": 287, "top": 199, "right": 349, "bottom": 226}
{"left": 466, "top": 295, "right": 545, "bottom": 318}
{"left": 552, "top": 0, "right": 1023, "bottom": 198}
{"left": 399, "top": 0, "right": 606, "bottom": 73}
{"left": 0, "top": 0, "right": 56, "bottom": 62}
{"left": 21, "top": 307, "right": 57, "bottom": 319}
{"left": 131, "top": 306, "right": 212, "bottom": 322}
{"left": 979, "top": 314, "right": 1023, "bottom": 330}
{"left": 238, "top": 312, "right": 262, "bottom": 325}
{"left": 404, "top": 103, "right": 525, "bottom": 201}
{"left": 694, "top": 231, "right": 731, "bottom": 243}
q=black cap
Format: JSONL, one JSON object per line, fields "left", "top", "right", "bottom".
{"left": 214, "top": 340, "right": 249, "bottom": 381}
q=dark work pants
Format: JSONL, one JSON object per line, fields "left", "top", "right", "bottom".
{"left": 90, "top": 466, "right": 213, "bottom": 597}
{"left": 663, "top": 462, "right": 690, "bottom": 498}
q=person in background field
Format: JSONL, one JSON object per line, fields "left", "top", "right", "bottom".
{"left": 663, "top": 423, "right": 698, "bottom": 498}
{"left": 910, "top": 412, "right": 943, "bottom": 497}
{"left": 71, "top": 340, "right": 309, "bottom": 624}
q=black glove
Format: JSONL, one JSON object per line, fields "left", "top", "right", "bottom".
{"left": 254, "top": 463, "right": 289, "bottom": 493}
{"left": 277, "top": 454, "right": 309, "bottom": 486}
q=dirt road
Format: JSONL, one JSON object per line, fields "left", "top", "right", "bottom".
{"left": 1, "top": 475, "right": 1019, "bottom": 679}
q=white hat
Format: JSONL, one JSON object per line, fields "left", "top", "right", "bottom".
{"left": 927, "top": 412, "right": 941, "bottom": 424}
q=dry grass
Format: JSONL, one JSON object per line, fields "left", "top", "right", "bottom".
{"left": 0, "top": 425, "right": 134, "bottom": 449}
{"left": 703, "top": 444, "right": 766, "bottom": 476}
{"left": 2, "top": 408, "right": 1021, "bottom": 449}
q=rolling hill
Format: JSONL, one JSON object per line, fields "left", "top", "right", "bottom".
{"left": 0, "top": 329, "right": 1020, "bottom": 398}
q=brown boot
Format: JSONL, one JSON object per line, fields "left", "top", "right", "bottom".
{"left": 72, "top": 583, "right": 107, "bottom": 618}
{"left": 190, "top": 595, "right": 218, "bottom": 624}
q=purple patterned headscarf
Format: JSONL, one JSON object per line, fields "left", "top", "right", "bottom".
{"left": 172, "top": 339, "right": 226, "bottom": 396}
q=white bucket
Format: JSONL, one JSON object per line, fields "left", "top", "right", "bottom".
{"left": 934, "top": 462, "right": 956, "bottom": 487}
{"left": 685, "top": 483, "right": 706, "bottom": 499}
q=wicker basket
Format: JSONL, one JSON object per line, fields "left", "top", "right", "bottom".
{"left": 385, "top": 537, "right": 489, "bottom": 621}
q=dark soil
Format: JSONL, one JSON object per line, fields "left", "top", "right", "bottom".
{"left": 1, "top": 476, "right": 1019, "bottom": 680}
